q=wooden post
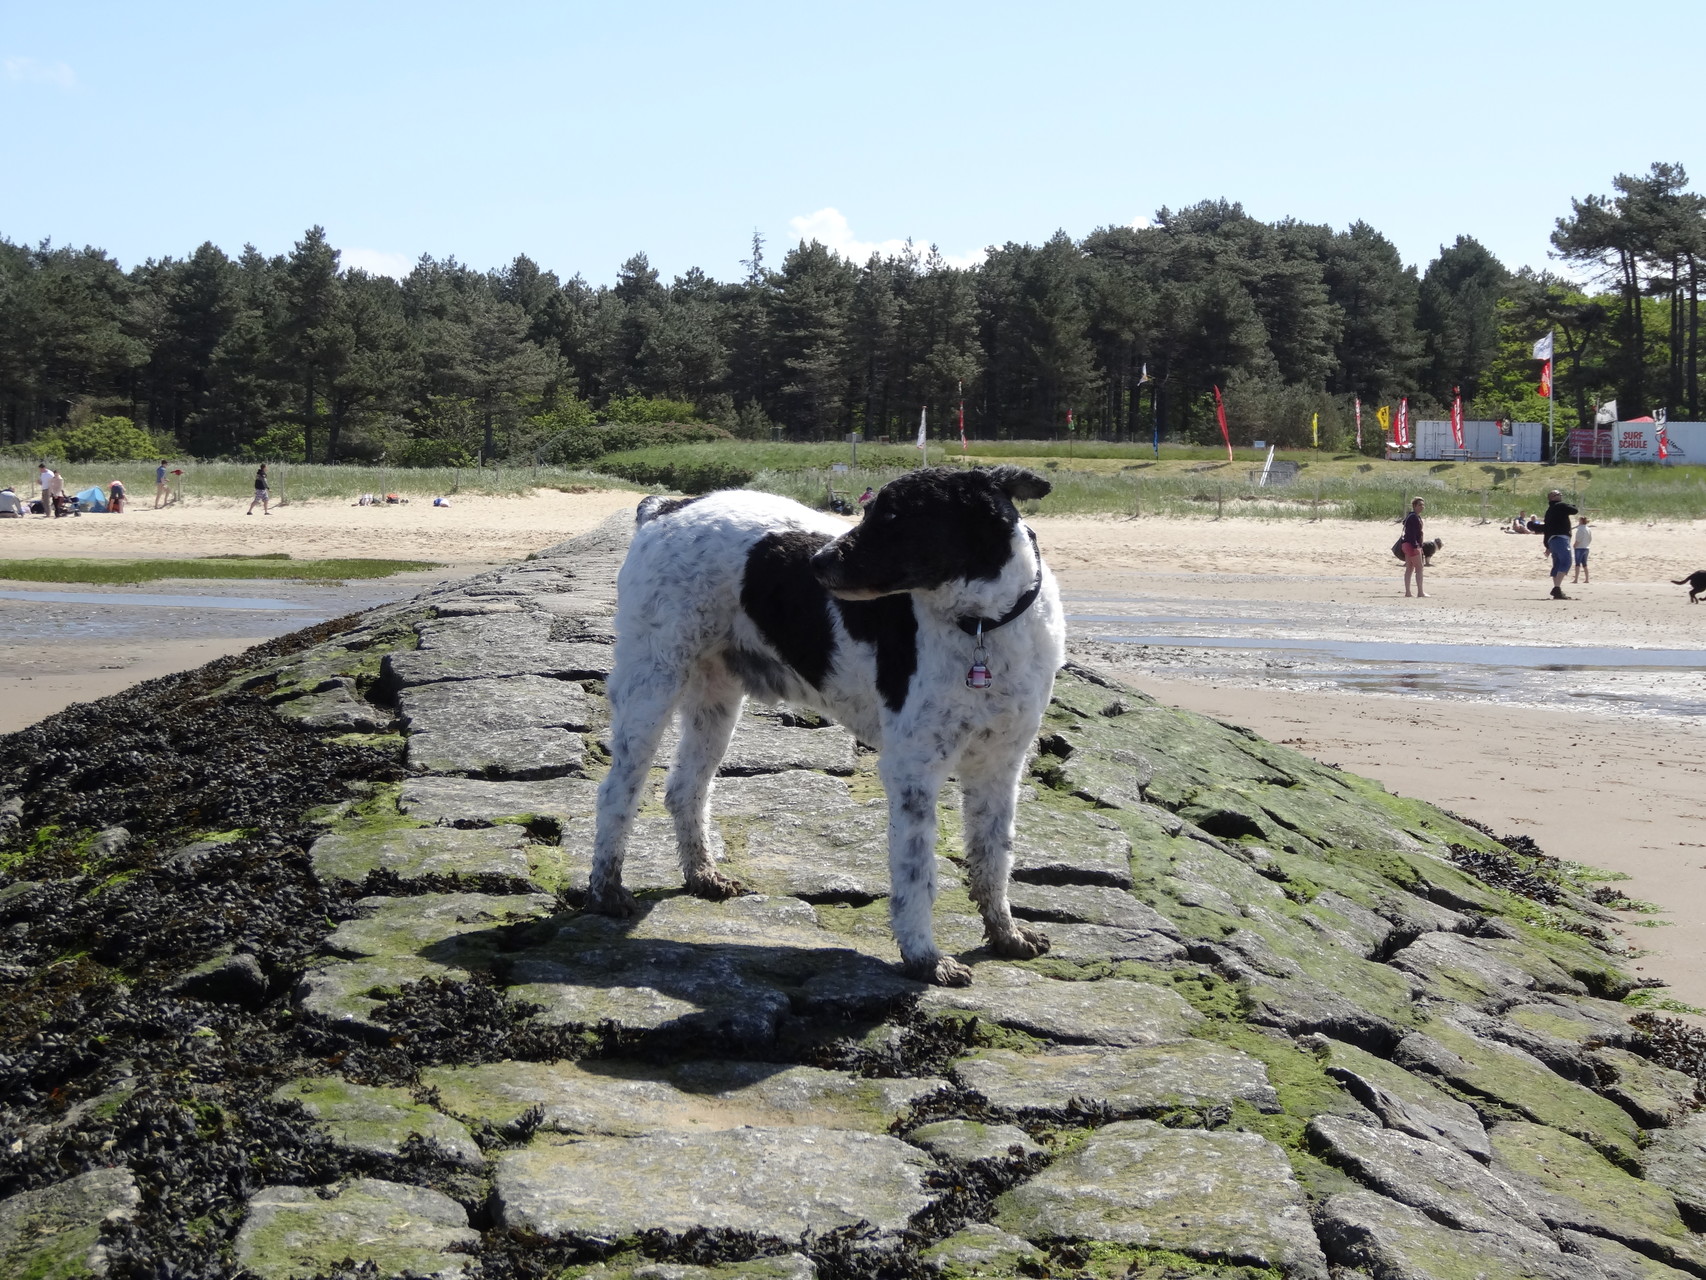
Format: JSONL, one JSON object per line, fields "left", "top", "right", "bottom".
{"left": 1132, "top": 477, "right": 1140, "bottom": 519}
{"left": 1217, "top": 485, "right": 1223, "bottom": 519}
{"left": 278, "top": 462, "right": 286, "bottom": 508}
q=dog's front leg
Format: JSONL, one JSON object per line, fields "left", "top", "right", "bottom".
{"left": 880, "top": 753, "right": 969, "bottom": 986}
{"left": 959, "top": 742, "right": 1050, "bottom": 961}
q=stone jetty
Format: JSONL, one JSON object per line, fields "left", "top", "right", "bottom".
{"left": 2, "top": 511, "right": 1704, "bottom": 1279}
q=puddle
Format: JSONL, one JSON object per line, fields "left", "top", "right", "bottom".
{"left": 0, "top": 589, "right": 311, "bottom": 610}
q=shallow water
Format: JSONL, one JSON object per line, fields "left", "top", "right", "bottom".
{"left": 1065, "top": 596, "right": 1706, "bottom": 723}
{"left": 0, "top": 589, "right": 312, "bottom": 611}
{"left": 0, "top": 577, "right": 446, "bottom": 645}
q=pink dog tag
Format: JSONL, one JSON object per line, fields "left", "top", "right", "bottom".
{"left": 966, "top": 661, "right": 992, "bottom": 689}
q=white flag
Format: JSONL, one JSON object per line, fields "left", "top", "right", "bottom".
{"left": 916, "top": 406, "right": 927, "bottom": 451}
{"left": 1532, "top": 332, "right": 1554, "bottom": 362}
{"left": 1135, "top": 363, "right": 1151, "bottom": 386}
{"left": 1594, "top": 400, "right": 1618, "bottom": 426}
{"left": 1654, "top": 407, "right": 1668, "bottom": 426}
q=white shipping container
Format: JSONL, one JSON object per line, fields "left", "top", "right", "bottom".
{"left": 1413, "top": 420, "right": 1543, "bottom": 463}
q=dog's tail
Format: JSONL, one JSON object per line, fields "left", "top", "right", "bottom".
{"left": 1674, "top": 577, "right": 1695, "bottom": 585}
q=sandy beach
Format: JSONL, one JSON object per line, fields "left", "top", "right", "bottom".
{"left": 4, "top": 491, "right": 1704, "bottom": 1004}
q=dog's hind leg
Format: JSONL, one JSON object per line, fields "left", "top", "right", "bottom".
{"left": 589, "top": 659, "right": 684, "bottom": 917}
{"left": 665, "top": 656, "right": 746, "bottom": 900}
{"left": 959, "top": 739, "right": 1049, "bottom": 962}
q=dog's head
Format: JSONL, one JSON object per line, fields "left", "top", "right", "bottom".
{"left": 811, "top": 466, "right": 1050, "bottom": 600}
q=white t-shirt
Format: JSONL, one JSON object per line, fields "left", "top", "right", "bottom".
{"left": 1574, "top": 526, "right": 1593, "bottom": 548}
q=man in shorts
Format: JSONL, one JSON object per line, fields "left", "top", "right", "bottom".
{"left": 1540, "top": 488, "right": 1578, "bottom": 599}
{"left": 155, "top": 460, "right": 170, "bottom": 508}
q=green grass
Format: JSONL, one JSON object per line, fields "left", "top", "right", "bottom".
{"left": 0, "top": 557, "right": 441, "bottom": 585}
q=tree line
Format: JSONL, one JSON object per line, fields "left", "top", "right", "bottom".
{"left": 2, "top": 162, "right": 1699, "bottom": 463}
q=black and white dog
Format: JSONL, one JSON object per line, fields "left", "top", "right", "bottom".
{"left": 589, "top": 466, "right": 1066, "bottom": 986}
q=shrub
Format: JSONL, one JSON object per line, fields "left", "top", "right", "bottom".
{"left": 33, "top": 416, "right": 174, "bottom": 463}
{"left": 602, "top": 395, "right": 704, "bottom": 426}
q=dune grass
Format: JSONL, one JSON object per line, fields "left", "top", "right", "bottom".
{"left": 8, "top": 443, "right": 1704, "bottom": 521}
{"left": 0, "top": 557, "right": 441, "bottom": 585}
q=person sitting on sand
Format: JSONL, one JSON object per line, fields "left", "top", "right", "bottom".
{"left": 1507, "top": 511, "right": 1530, "bottom": 533}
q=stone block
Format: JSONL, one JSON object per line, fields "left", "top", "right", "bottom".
{"left": 994, "top": 1120, "right": 1326, "bottom": 1278}
{"left": 233, "top": 1179, "right": 476, "bottom": 1279}
{"left": 918, "top": 963, "right": 1204, "bottom": 1048}
{"left": 492, "top": 1128, "right": 936, "bottom": 1238}
{"left": 422, "top": 1058, "right": 942, "bottom": 1136}
{"left": 956, "top": 1041, "right": 1279, "bottom": 1117}
{"left": 309, "top": 824, "right": 536, "bottom": 888}
{"left": 397, "top": 673, "right": 591, "bottom": 734}
{"left": 0, "top": 1167, "right": 138, "bottom": 1280}
{"left": 407, "top": 726, "right": 586, "bottom": 780}
{"left": 272, "top": 1077, "right": 483, "bottom": 1168}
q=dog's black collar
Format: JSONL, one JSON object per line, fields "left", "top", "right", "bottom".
{"left": 957, "top": 527, "right": 1044, "bottom": 636}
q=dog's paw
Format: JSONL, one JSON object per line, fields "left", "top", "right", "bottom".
{"left": 904, "top": 955, "right": 975, "bottom": 987}
{"left": 990, "top": 923, "right": 1051, "bottom": 960}
{"left": 585, "top": 885, "right": 641, "bottom": 918}
{"left": 686, "top": 870, "right": 748, "bottom": 901}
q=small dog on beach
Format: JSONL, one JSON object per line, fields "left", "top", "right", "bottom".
{"left": 1673, "top": 571, "right": 1706, "bottom": 603}
{"left": 1391, "top": 537, "right": 1445, "bottom": 566}
{"left": 590, "top": 466, "right": 1067, "bottom": 986}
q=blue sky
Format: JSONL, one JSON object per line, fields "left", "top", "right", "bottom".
{"left": 2, "top": 0, "right": 1700, "bottom": 285}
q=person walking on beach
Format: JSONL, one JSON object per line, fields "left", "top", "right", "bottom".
{"left": 247, "top": 464, "right": 272, "bottom": 515}
{"left": 1573, "top": 516, "right": 1593, "bottom": 585}
{"left": 1401, "top": 497, "right": 1428, "bottom": 598}
{"left": 1541, "top": 488, "right": 1578, "bottom": 599}
{"left": 154, "top": 460, "right": 170, "bottom": 508}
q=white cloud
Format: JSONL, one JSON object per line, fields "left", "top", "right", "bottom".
{"left": 341, "top": 248, "right": 415, "bottom": 279}
{"left": 1129, "top": 214, "right": 1153, "bottom": 230}
{"left": 788, "top": 208, "right": 985, "bottom": 270}
{"left": 3, "top": 57, "right": 76, "bottom": 89}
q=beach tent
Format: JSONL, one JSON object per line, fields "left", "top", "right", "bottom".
{"left": 74, "top": 486, "right": 108, "bottom": 512}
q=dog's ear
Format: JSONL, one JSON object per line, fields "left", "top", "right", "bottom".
{"left": 985, "top": 466, "right": 1051, "bottom": 503}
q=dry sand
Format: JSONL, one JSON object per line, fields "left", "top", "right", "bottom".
{"left": 0, "top": 488, "right": 642, "bottom": 564}
{"left": 4, "top": 492, "right": 1705, "bottom": 1004}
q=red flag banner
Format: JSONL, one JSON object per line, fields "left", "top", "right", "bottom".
{"left": 1212, "top": 385, "right": 1234, "bottom": 462}
{"left": 1537, "top": 361, "right": 1552, "bottom": 399}
{"left": 1396, "top": 397, "right": 1410, "bottom": 450}
{"left": 1450, "top": 387, "right": 1465, "bottom": 450}
{"left": 1658, "top": 422, "right": 1670, "bottom": 460}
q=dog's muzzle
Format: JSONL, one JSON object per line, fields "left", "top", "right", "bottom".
{"left": 811, "top": 544, "right": 885, "bottom": 600}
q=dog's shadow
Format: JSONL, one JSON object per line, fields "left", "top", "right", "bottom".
{"left": 413, "top": 891, "right": 972, "bottom": 1062}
